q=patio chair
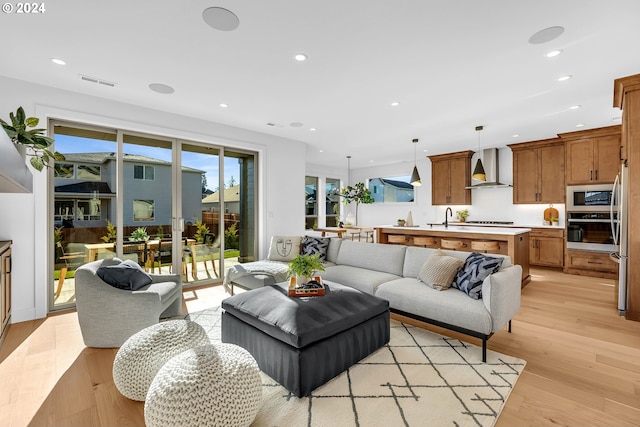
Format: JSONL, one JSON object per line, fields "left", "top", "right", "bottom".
{"left": 55, "top": 241, "right": 85, "bottom": 298}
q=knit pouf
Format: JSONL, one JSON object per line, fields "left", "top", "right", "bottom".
{"left": 113, "top": 320, "right": 210, "bottom": 401}
{"left": 144, "top": 343, "right": 262, "bottom": 427}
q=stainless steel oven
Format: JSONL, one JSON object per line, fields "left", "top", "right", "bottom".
{"left": 567, "top": 184, "right": 614, "bottom": 212}
{"left": 567, "top": 211, "right": 617, "bottom": 252}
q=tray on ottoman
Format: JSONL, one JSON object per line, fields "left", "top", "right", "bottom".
{"left": 221, "top": 280, "right": 390, "bottom": 397}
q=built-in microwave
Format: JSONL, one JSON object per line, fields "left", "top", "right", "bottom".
{"left": 566, "top": 184, "right": 614, "bottom": 212}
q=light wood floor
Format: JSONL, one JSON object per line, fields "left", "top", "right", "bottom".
{"left": 1, "top": 268, "right": 639, "bottom": 426}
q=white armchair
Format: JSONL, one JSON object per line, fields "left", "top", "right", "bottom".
{"left": 75, "top": 258, "right": 183, "bottom": 348}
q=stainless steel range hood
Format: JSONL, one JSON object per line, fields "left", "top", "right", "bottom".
{"left": 466, "top": 148, "right": 511, "bottom": 189}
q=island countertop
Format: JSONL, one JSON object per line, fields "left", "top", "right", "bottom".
{"left": 374, "top": 225, "right": 531, "bottom": 286}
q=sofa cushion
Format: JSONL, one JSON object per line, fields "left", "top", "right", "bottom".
{"left": 326, "top": 238, "right": 342, "bottom": 263}
{"left": 96, "top": 259, "right": 152, "bottom": 291}
{"left": 336, "top": 240, "right": 406, "bottom": 276}
{"left": 301, "top": 236, "right": 330, "bottom": 261}
{"left": 267, "top": 236, "right": 302, "bottom": 262}
{"left": 376, "top": 277, "right": 493, "bottom": 335}
{"left": 321, "top": 265, "right": 402, "bottom": 295}
{"left": 403, "top": 246, "right": 511, "bottom": 278}
{"left": 452, "top": 252, "right": 504, "bottom": 299}
{"left": 418, "top": 251, "right": 464, "bottom": 291}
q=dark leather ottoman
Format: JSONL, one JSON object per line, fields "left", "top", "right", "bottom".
{"left": 221, "top": 281, "right": 390, "bottom": 397}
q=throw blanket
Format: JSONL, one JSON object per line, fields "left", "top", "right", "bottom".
{"left": 223, "top": 260, "right": 289, "bottom": 294}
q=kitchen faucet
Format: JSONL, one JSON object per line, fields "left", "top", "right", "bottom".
{"left": 445, "top": 207, "right": 452, "bottom": 228}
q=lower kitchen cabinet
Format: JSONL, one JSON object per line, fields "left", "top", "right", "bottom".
{"left": 530, "top": 228, "right": 564, "bottom": 268}
{"left": 564, "top": 249, "right": 618, "bottom": 279}
{"left": 1, "top": 241, "right": 12, "bottom": 347}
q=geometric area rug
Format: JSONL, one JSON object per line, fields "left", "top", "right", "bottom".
{"left": 186, "top": 307, "right": 526, "bottom": 427}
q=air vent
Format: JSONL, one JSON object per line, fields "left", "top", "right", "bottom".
{"left": 79, "top": 74, "right": 116, "bottom": 87}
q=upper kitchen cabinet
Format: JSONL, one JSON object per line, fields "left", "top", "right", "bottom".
{"left": 428, "top": 150, "right": 473, "bottom": 205}
{"left": 508, "top": 138, "right": 565, "bottom": 204}
{"left": 560, "top": 125, "right": 622, "bottom": 185}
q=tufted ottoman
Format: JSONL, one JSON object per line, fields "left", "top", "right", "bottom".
{"left": 113, "top": 319, "right": 210, "bottom": 401}
{"left": 144, "top": 343, "right": 262, "bottom": 427}
{"left": 221, "top": 280, "right": 390, "bottom": 397}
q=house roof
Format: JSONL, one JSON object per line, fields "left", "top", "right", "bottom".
{"left": 60, "top": 152, "right": 204, "bottom": 173}
{"left": 55, "top": 181, "right": 114, "bottom": 195}
{"left": 202, "top": 185, "right": 240, "bottom": 203}
{"left": 378, "top": 178, "right": 413, "bottom": 190}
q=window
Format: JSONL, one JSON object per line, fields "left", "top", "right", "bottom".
{"left": 305, "top": 176, "right": 318, "bottom": 230}
{"left": 368, "top": 176, "right": 414, "bottom": 203}
{"left": 77, "top": 165, "right": 101, "bottom": 180}
{"left": 133, "top": 199, "right": 155, "bottom": 221}
{"left": 134, "top": 164, "right": 155, "bottom": 180}
{"left": 326, "top": 178, "right": 340, "bottom": 227}
{"left": 54, "top": 163, "right": 74, "bottom": 178}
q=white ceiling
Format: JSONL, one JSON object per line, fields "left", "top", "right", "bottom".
{"left": 1, "top": 0, "right": 639, "bottom": 169}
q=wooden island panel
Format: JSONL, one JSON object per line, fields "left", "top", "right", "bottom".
{"left": 375, "top": 226, "right": 530, "bottom": 286}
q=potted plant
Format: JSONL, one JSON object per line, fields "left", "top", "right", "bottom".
{"left": 550, "top": 217, "right": 559, "bottom": 226}
{"left": 456, "top": 209, "right": 469, "bottom": 222}
{"left": 287, "top": 254, "right": 325, "bottom": 286}
{"left": 338, "top": 182, "right": 374, "bottom": 226}
{"left": 0, "top": 106, "right": 65, "bottom": 171}
{"left": 129, "top": 227, "right": 149, "bottom": 242}
{"left": 397, "top": 219, "right": 406, "bottom": 226}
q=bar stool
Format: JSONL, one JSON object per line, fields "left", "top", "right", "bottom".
{"left": 470, "top": 240, "right": 500, "bottom": 253}
{"left": 413, "top": 236, "right": 438, "bottom": 248}
{"left": 440, "top": 239, "right": 466, "bottom": 251}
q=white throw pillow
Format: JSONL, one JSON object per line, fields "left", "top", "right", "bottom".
{"left": 418, "top": 251, "right": 465, "bottom": 291}
{"left": 267, "top": 236, "right": 302, "bottom": 262}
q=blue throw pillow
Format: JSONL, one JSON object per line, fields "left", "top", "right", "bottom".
{"left": 452, "top": 252, "right": 504, "bottom": 299}
{"left": 97, "top": 259, "right": 152, "bottom": 291}
{"left": 301, "top": 236, "right": 330, "bottom": 262}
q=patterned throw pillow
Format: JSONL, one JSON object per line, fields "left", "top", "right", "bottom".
{"left": 267, "top": 236, "right": 303, "bottom": 262}
{"left": 452, "top": 252, "right": 504, "bottom": 299}
{"left": 418, "top": 251, "right": 465, "bottom": 291}
{"left": 301, "top": 236, "right": 331, "bottom": 262}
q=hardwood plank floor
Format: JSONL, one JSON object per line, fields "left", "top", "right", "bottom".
{"left": 0, "top": 268, "right": 639, "bottom": 426}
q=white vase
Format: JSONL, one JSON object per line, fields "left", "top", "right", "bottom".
{"left": 296, "top": 274, "right": 310, "bottom": 286}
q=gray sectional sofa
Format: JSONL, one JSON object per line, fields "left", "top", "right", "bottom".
{"left": 229, "top": 238, "right": 522, "bottom": 361}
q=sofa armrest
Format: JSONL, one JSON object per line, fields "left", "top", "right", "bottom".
{"left": 149, "top": 273, "right": 181, "bottom": 285}
{"left": 481, "top": 264, "right": 522, "bottom": 333}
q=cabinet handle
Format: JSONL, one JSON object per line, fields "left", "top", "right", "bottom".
{"left": 587, "top": 261, "right": 602, "bottom": 265}
{"left": 590, "top": 170, "right": 593, "bottom": 180}
{"left": 595, "top": 170, "right": 598, "bottom": 180}
{"left": 620, "top": 145, "right": 624, "bottom": 161}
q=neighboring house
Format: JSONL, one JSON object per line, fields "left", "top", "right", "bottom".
{"left": 202, "top": 184, "right": 240, "bottom": 214}
{"left": 54, "top": 152, "right": 204, "bottom": 227}
{"left": 369, "top": 178, "right": 414, "bottom": 203}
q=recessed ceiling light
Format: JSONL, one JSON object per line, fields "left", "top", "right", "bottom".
{"left": 569, "top": 105, "right": 581, "bottom": 110}
{"left": 391, "top": 102, "right": 400, "bottom": 106}
{"left": 423, "top": 149, "right": 429, "bottom": 153}
{"left": 219, "top": 103, "right": 228, "bottom": 108}
{"left": 51, "top": 58, "right": 66, "bottom": 65}
{"left": 294, "top": 53, "right": 307, "bottom": 62}
{"left": 557, "top": 75, "right": 572, "bottom": 82}
{"left": 319, "top": 149, "right": 324, "bottom": 153}
{"left": 202, "top": 7, "right": 239, "bottom": 31}
{"left": 512, "top": 134, "right": 520, "bottom": 138}
{"left": 149, "top": 83, "right": 174, "bottom": 94}
{"left": 289, "top": 122, "right": 303, "bottom": 128}
{"left": 545, "top": 49, "right": 563, "bottom": 58}
{"left": 310, "top": 128, "right": 317, "bottom": 131}
{"left": 370, "top": 160, "right": 374, "bottom": 163}
{"left": 576, "top": 123, "right": 585, "bottom": 128}
{"left": 529, "top": 26, "right": 565, "bottom": 44}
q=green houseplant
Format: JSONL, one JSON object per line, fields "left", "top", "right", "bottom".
{"left": 287, "top": 254, "right": 325, "bottom": 285}
{"left": 129, "top": 227, "right": 149, "bottom": 242}
{"left": 338, "top": 182, "right": 374, "bottom": 226}
{"left": 456, "top": 209, "right": 469, "bottom": 222}
{"left": 0, "top": 106, "right": 65, "bottom": 171}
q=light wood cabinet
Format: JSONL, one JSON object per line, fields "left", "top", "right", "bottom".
{"left": 614, "top": 74, "right": 640, "bottom": 321}
{"left": 508, "top": 139, "right": 565, "bottom": 204}
{"left": 564, "top": 249, "right": 618, "bottom": 279}
{"left": 428, "top": 150, "right": 473, "bottom": 205}
{"left": 529, "top": 228, "right": 564, "bottom": 268}
{"left": 560, "top": 126, "right": 621, "bottom": 185}
{"left": 0, "top": 241, "right": 11, "bottom": 347}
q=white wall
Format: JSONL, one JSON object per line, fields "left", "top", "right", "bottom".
{"left": 348, "top": 147, "right": 564, "bottom": 227}
{"left": 0, "top": 76, "right": 306, "bottom": 322}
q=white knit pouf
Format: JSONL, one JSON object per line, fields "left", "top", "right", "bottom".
{"left": 144, "top": 343, "right": 262, "bottom": 427}
{"left": 113, "top": 320, "right": 210, "bottom": 401}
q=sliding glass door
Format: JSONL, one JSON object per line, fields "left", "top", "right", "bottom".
{"left": 50, "top": 121, "right": 257, "bottom": 311}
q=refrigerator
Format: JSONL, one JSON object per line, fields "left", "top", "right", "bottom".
{"left": 610, "top": 163, "right": 629, "bottom": 315}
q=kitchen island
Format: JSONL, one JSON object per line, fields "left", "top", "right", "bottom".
{"left": 375, "top": 225, "right": 531, "bottom": 285}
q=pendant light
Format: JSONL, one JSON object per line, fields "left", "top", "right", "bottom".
{"left": 346, "top": 155, "right": 352, "bottom": 185}
{"left": 410, "top": 138, "right": 422, "bottom": 186}
{"left": 472, "top": 126, "right": 487, "bottom": 181}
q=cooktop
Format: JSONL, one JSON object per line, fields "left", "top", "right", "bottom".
{"left": 465, "top": 220, "right": 514, "bottom": 225}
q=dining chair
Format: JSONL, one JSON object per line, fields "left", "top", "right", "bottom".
{"left": 55, "top": 241, "right": 86, "bottom": 298}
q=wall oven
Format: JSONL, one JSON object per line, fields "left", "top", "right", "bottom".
{"left": 566, "top": 211, "right": 617, "bottom": 252}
